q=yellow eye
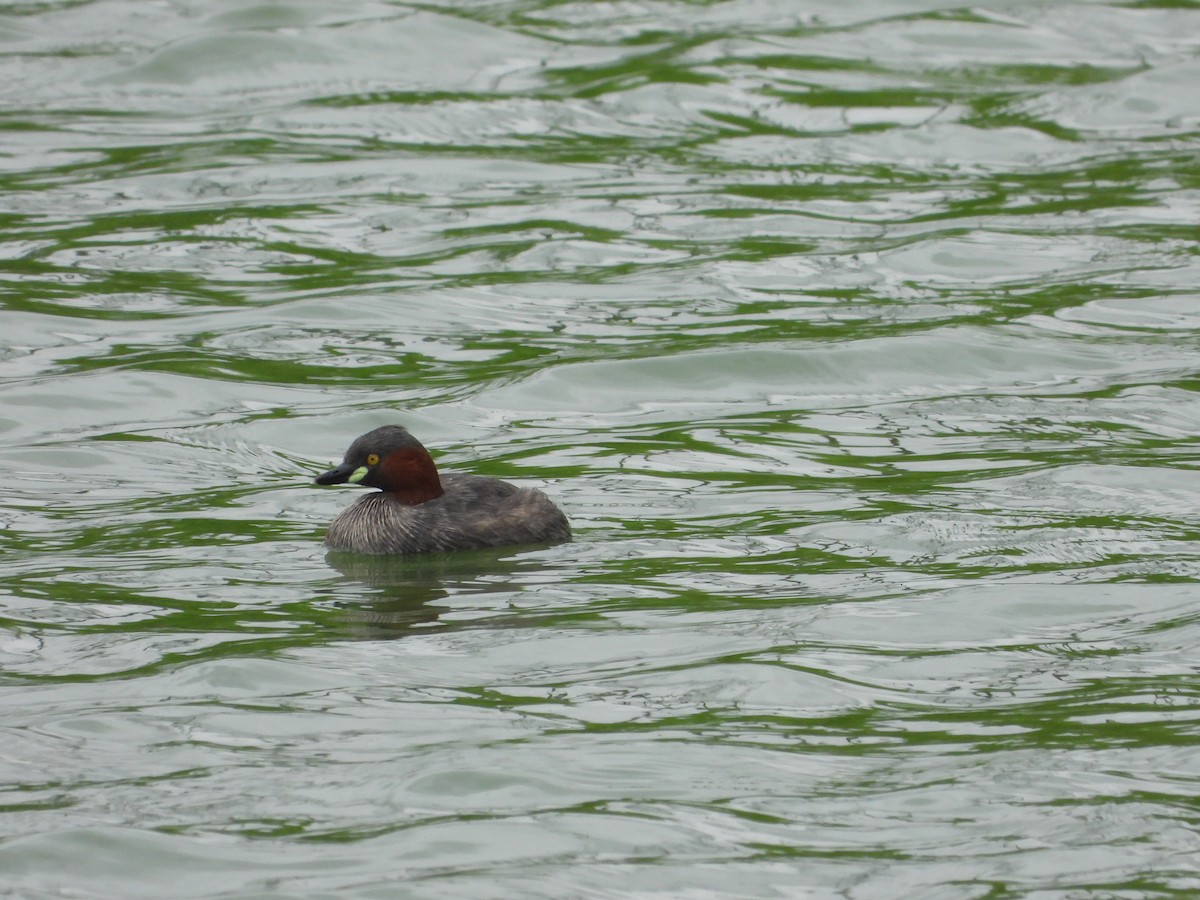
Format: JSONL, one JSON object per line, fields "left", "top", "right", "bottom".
{"left": 366, "top": 453, "right": 380, "bottom": 466}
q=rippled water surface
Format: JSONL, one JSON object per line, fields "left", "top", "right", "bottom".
{"left": 3, "top": 0, "right": 1200, "bottom": 896}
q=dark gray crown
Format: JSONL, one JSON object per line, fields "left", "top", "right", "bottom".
{"left": 345, "top": 425, "right": 427, "bottom": 461}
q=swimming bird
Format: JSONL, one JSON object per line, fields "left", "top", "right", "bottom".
{"left": 314, "top": 425, "right": 570, "bottom": 554}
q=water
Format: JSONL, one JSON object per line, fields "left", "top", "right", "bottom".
{"left": 3, "top": 0, "right": 1199, "bottom": 896}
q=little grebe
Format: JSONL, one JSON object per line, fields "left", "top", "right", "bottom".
{"left": 314, "top": 425, "right": 570, "bottom": 554}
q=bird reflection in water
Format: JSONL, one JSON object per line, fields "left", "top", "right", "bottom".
{"left": 321, "top": 546, "right": 543, "bottom": 640}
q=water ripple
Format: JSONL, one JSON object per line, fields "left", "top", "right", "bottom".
{"left": 2, "top": 0, "right": 1200, "bottom": 895}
